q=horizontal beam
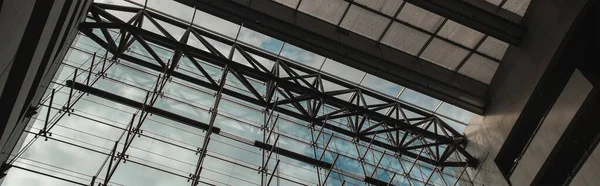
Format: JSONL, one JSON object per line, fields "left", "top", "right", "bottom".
{"left": 92, "top": 3, "right": 439, "bottom": 120}
{"left": 65, "top": 80, "right": 221, "bottom": 134}
{"left": 172, "top": 0, "right": 489, "bottom": 114}
{"left": 254, "top": 140, "right": 332, "bottom": 169}
{"left": 79, "top": 22, "right": 456, "bottom": 143}
{"left": 364, "top": 176, "right": 394, "bottom": 186}
{"left": 77, "top": 6, "right": 478, "bottom": 167}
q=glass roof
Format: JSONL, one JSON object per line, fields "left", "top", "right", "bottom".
{"left": 271, "top": 0, "right": 522, "bottom": 85}
{"left": 2, "top": 0, "right": 480, "bottom": 185}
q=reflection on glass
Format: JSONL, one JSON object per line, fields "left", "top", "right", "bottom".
{"left": 7, "top": 3, "right": 477, "bottom": 185}
{"left": 238, "top": 27, "right": 284, "bottom": 54}
{"left": 321, "top": 59, "right": 365, "bottom": 83}
{"left": 280, "top": 43, "right": 325, "bottom": 69}
{"left": 399, "top": 88, "right": 441, "bottom": 111}
{"left": 436, "top": 103, "right": 472, "bottom": 124}
{"left": 361, "top": 74, "right": 403, "bottom": 97}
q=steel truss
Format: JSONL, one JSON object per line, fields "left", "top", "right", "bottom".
{"left": 74, "top": 3, "right": 478, "bottom": 171}
{"left": 74, "top": 2, "right": 479, "bottom": 172}
{"left": 6, "top": 2, "right": 479, "bottom": 185}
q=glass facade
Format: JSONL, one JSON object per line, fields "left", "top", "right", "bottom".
{"left": 2, "top": 1, "right": 477, "bottom": 185}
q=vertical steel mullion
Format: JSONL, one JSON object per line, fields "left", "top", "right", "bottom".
{"left": 121, "top": 114, "right": 137, "bottom": 155}
{"left": 263, "top": 135, "right": 280, "bottom": 173}
{"left": 265, "top": 114, "right": 280, "bottom": 144}
{"left": 318, "top": 134, "right": 334, "bottom": 161}
{"left": 394, "top": 156, "right": 414, "bottom": 186}
{"left": 104, "top": 87, "right": 154, "bottom": 185}
{"left": 191, "top": 66, "right": 229, "bottom": 186}
{"left": 87, "top": 53, "right": 95, "bottom": 87}
{"left": 103, "top": 140, "right": 118, "bottom": 186}
{"left": 424, "top": 168, "right": 437, "bottom": 186}
{"left": 353, "top": 144, "right": 369, "bottom": 178}
{"left": 263, "top": 88, "right": 279, "bottom": 185}
{"left": 101, "top": 48, "right": 108, "bottom": 77}
{"left": 266, "top": 160, "right": 280, "bottom": 186}
{"left": 434, "top": 121, "right": 440, "bottom": 161}
{"left": 361, "top": 137, "right": 375, "bottom": 162}
{"left": 407, "top": 148, "right": 425, "bottom": 175}
{"left": 43, "top": 89, "right": 55, "bottom": 136}
{"left": 387, "top": 172, "right": 397, "bottom": 186}
{"left": 321, "top": 154, "right": 339, "bottom": 186}
{"left": 310, "top": 118, "right": 323, "bottom": 185}
{"left": 370, "top": 151, "right": 387, "bottom": 177}
{"left": 313, "top": 123, "right": 326, "bottom": 146}
{"left": 452, "top": 164, "right": 469, "bottom": 186}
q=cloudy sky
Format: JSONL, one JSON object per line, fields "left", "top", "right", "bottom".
{"left": 1, "top": 0, "right": 473, "bottom": 186}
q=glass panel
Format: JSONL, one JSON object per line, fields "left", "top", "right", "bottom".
{"left": 145, "top": 0, "right": 195, "bottom": 23}
{"left": 193, "top": 10, "right": 240, "bottom": 38}
{"left": 238, "top": 27, "right": 284, "bottom": 54}
{"left": 436, "top": 103, "right": 472, "bottom": 124}
{"left": 11, "top": 3, "right": 476, "bottom": 185}
{"left": 279, "top": 43, "right": 325, "bottom": 69}
{"left": 109, "top": 157, "right": 190, "bottom": 185}
{"left": 361, "top": 74, "right": 403, "bottom": 97}
{"left": 399, "top": 88, "right": 440, "bottom": 111}
{"left": 320, "top": 58, "right": 365, "bottom": 84}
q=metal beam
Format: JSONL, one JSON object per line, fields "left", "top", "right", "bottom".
{"left": 76, "top": 5, "right": 478, "bottom": 167}
{"left": 65, "top": 80, "right": 221, "bottom": 134}
{"left": 171, "top": 0, "right": 489, "bottom": 114}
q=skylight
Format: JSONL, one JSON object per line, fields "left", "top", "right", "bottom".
{"left": 2, "top": 0, "right": 481, "bottom": 185}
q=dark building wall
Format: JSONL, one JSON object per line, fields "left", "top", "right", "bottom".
{"left": 0, "top": 0, "right": 92, "bottom": 166}
{"left": 570, "top": 142, "right": 600, "bottom": 185}
{"left": 463, "top": 0, "right": 590, "bottom": 185}
{"left": 510, "top": 70, "right": 593, "bottom": 185}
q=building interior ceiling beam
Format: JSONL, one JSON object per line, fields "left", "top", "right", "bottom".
{"left": 171, "top": 0, "right": 491, "bottom": 114}
{"left": 76, "top": 4, "right": 479, "bottom": 167}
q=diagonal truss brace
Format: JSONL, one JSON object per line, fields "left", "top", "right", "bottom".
{"left": 77, "top": 3, "right": 477, "bottom": 168}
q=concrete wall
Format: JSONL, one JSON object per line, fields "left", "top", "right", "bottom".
{"left": 571, "top": 143, "right": 600, "bottom": 185}
{"left": 0, "top": 0, "right": 37, "bottom": 92}
{"left": 463, "top": 0, "right": 589, "bottom": 185}
{"left": 510, "top": 70, "right": 593, "bottom": 185}
{"left": 0, "top": 0, "right": 92, "bottom": 166}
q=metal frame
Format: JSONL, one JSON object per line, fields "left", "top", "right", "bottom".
{"left": 75, "top": 3, "right": 477, "bottom": 169}
{"left": 170, "top": 0, "right": 491, "bottom": 115}
{"left": 4, "top": 2, "right": 480, "bottom": 185}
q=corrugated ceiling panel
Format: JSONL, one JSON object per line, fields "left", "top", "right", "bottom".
{"left": 354, "top": 0, "right": 404, "bottom": 16}
{"left": 396, "top": 3, "right": 444, "bottom": 33}
{"left": 421, "top": 38, "right": 469, "bottom": 70}
{"left": 502, "top": 0, "right": 531, "bottom": 16}
{"left": 485, "top": 0, "right": 503, "bottom": 5}
{"left": 477, "top": 36, "right": 509, "bottom": 60}
{"left": 381, "top": 22, "right": 429, "bottom": 55}
{"left": 340, "top": 5, "right": 390, "bottom": 40}
{"left": 298, "top": 0, "right": 349, "bottom": 24}
{"left": 437, "top": 20, "right": 484, "bottom": 48}
{"left": 273, "top": 0, "right": 300, "bottom": 8}
{"left": 458, "top": 54, "right": 499, "bottom": 84}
